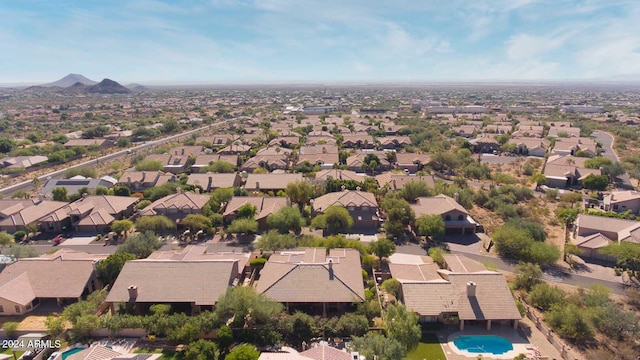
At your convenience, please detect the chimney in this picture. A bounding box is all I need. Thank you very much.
[141,171,146,182]
[454,192,460,203]
[208,176,213,191]
[392,179,397,189]
[341,185,346,191]
[181,148,185,155]
[328,259,334,280]
[466,282,476,297]
[255,181,260,190]
[176,187,181,194]
[128,285,138,301]
[195,188,200,194]
[356,186,361,191]
[127,176,132,185]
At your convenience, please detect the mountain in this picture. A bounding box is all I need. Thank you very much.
[41,74,98,87]
[85,79,131,94]
[126,83,148,92]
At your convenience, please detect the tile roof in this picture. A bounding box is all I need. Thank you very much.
[67,345,123,360]
[300,345,352,360]
[256,248,365,303]
[411,195,468,217]
[388,263,442,282]
[139,192,210,216]
[147,245,250,275]
[0,200,68,228]
[312,190,378,212]
[244,173,304,190]
[575,233,611,249]
[187,173,240,189]
[442,254,487,273]
[314,169,365,182]
[223,197,289,220]
[106,260,238,306]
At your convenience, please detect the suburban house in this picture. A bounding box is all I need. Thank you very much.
[314,169,365,183]
[603,190,640,214]
[451,125,476,138]
[548,125,581,138]
[106,259,239,314]
[312,189,380,231]
[482,124,513,134]
[190,154,238,172]
[342,134,374,149]
[268,136,300,148]
[508,137,549,157]
[195,135,235,147]
[410,194,477,234]
[0,155,48,171]
[147,245,252,279]
[346,151,392,173]
[244,173,304,193]
[0,250,107,315]
[187,173,243,192]
[552,137,598,156]
[470,134,500,153]
[35,195,138,234]
[168,146,205,158]
[376,173,435,191]
[116,170,175,192]
[240,154,289,172]
[394,254,521,330]
[145,154,191,174]
[513,125,544,138]
[256,248,365,315]
[378,136,411,150]
[217,143,251,155]
[543,155,601,188]
[0,199,68,233]
[297,145,339,170]
[395,153,431,173]
[306,131,337,145]
[138,190,211,222]
[222,196,289,228]
[574,213,640,260]
[39,176,117,198]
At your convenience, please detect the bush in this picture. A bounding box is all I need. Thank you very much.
[227,218,258,235]
[381,278,403,300]
[2,322,19,338]
[13,230,26,241]
[136,200,152,210]
[250,258,267,267]
[527,283,566,311]
[135,215,176,233]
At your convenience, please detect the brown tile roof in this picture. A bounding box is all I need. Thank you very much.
[139,192,211,216]
[395,153,431,166]
[256,248,365,303]
[240,155,289,171]
[223,197,289,220]
[192,154,238,167]
[575,233,611,249]
[442,254,487,273]
[346,152,391,168]
[117,171,171,186]
[411,194,468,217]
[169,146,205,157]
[187,173,241,190]
[0,200,68,228]
[300,345,352,360]
[0,256,98,303]
[37,195,138,223]
[314,169,365,182]
[67,345,123,360]
[297,153,339,166]
[106,260,238,306]
[65,139,110,147]
[244,173,304,190]
[147,245,250,276]
[388,263,442,282]
[312,190,378,212]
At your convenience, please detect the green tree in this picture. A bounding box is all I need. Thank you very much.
[381,278,403,301]
[185,340,219,360]
[257,230,297,251]
[169,321,201,343]
[369,238,396,263]
[135,215,176,233]
[428,246,448,267]
[280,311,317,347]
[363,153,381,175]
[0,138,17,153]
[335,313,369,337]
[311,205,354,235]
[582,174,609,191]
[181,214,211,232]
[545,303,594,344]
[286,181,315,210]
[584,156,612,169]
[111,219,133,236]
[400,180,431,203]
[72,314,100,338]
[2,322,19,338]
[556,207,579,226]
[266,206,305,234]
[600,242,640,277]
[96,252,136,286]
[527,283,566,311]
[513,263,542,291]
[204,160,236,173]
[45,316,65,338]
[350,332,405,360]
[530,173,546,188]
[237,204,257,219]
[226,344,259,360]
[0,231,14,248]
[95,185,111,195]
[117,231,162,258]
[380,197,414,239]
[227,218,258,235]
[591,301,640,341]
[383,304,421,352]
[213,287,283,328]
[415,214,445,238]
[52,187,69,201]
[216,325,233,351]
[113,185,131,197]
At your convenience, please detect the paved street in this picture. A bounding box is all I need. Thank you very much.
[479,153,519,164]
[592,130,634,189]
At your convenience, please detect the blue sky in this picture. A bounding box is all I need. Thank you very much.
[2,0,640,84]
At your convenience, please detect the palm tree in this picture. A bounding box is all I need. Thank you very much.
[32,176,40,195]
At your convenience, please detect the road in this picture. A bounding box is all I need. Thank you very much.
[0,119,233,197]
[592,130,634,189]
[396,241,626,295]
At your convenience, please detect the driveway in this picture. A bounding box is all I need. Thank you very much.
[592,130,634,189]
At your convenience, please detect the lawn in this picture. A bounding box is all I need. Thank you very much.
[405,333,446,360]
[0,348,25,358]
[134,348,184,360]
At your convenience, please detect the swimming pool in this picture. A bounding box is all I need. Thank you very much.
[453,335,514,355]
[60,347,84,360]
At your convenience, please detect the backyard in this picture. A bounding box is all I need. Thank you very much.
[405,333,446,360]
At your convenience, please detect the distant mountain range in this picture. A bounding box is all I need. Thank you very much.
[23,74,137,94]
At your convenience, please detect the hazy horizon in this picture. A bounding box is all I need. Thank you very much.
[2,1,640,84]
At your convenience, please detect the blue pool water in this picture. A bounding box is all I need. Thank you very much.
[61,348,84,360]
[453,335,514,355]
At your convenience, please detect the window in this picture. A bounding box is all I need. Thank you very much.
[445,215,451,221]
[0,305,4,313]
[26,303,32,310]
[613,205,619,210]
[458,215,464,221]
[15,305,20,313]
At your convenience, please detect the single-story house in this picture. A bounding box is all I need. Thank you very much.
[116,171,175,192]
[508,137,549,157]
[190,154,239,172]
[395,153,431,173]
[603,190,640,214]
[138,190,211,222]
[0,199,68,233]
[312,189,379,231]
[244,173,304,193]
[222,196,289,228]
[256,248,365,315]
[543,155,601,188]
[39,176,117,198]
[187,173,243,192]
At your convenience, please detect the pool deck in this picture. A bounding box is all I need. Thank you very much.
[434,319,563,360]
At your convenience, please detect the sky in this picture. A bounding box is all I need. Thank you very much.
[2,0,640,84]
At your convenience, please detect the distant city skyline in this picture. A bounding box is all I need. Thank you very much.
[2,0,640,84]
